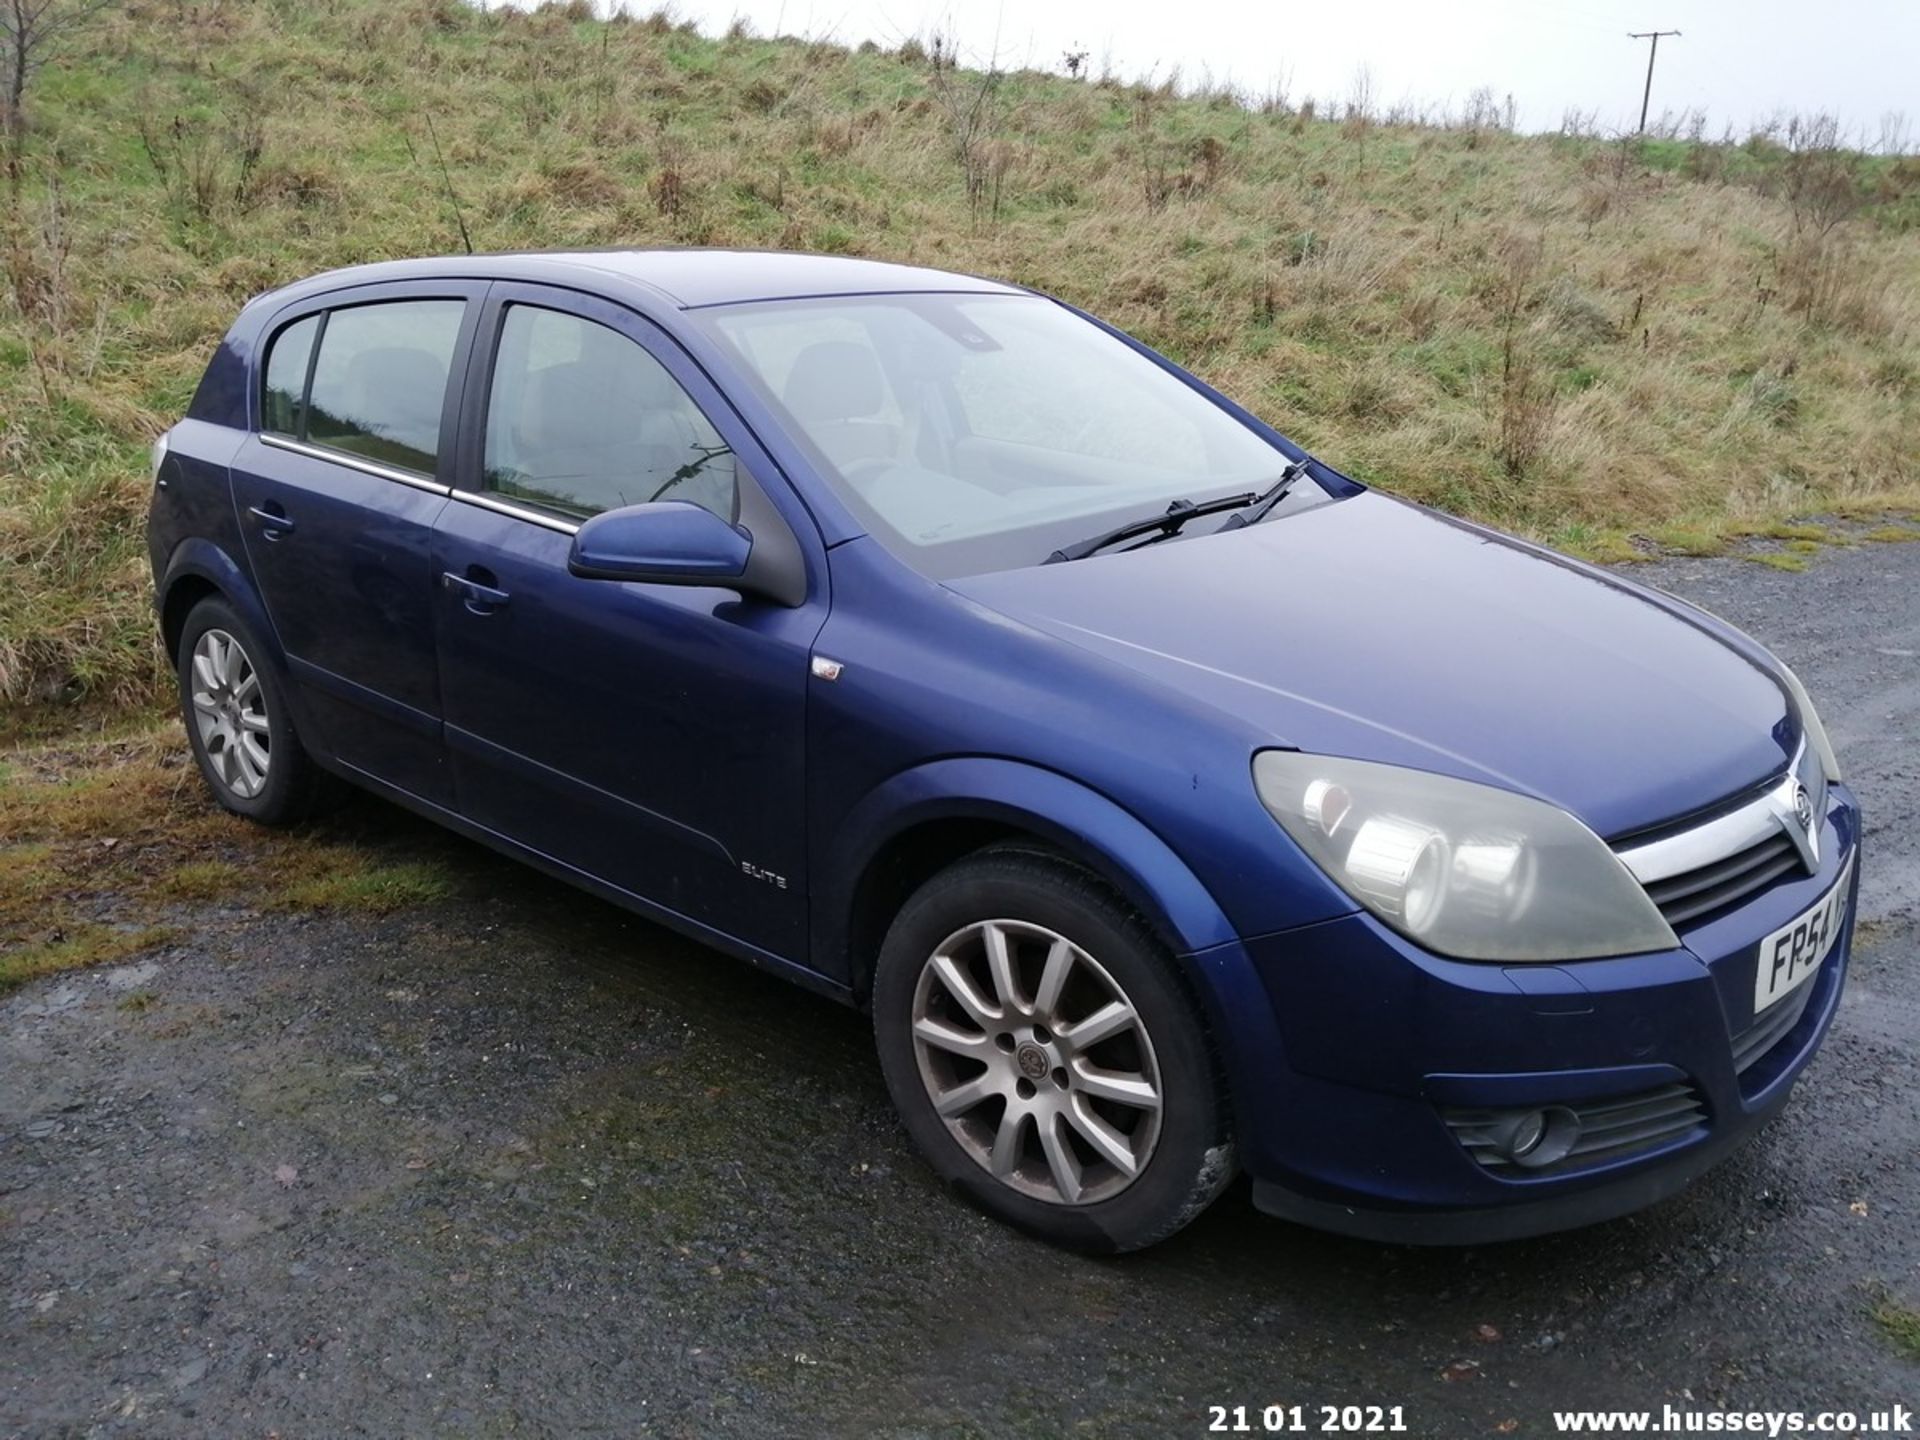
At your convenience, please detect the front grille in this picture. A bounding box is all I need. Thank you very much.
[1641,831,1803,927]
[1445,1082,1708,1177]
[1732,971,1820,1076]
[1614,740,1828,930]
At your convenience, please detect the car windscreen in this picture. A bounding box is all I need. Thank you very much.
[697,292,1327,578]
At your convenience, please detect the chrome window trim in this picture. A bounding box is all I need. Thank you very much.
[259,433,451,496]
[1615,743,1820,885]
[261,433,584,535]
[450,488,583,536]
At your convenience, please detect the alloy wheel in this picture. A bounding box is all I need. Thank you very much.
[189,628,271,799]
[910,918,1164,1205]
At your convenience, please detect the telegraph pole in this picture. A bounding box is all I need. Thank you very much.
[1628,30,1681,134]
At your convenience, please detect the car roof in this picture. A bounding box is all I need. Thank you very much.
[270,248,1027,310]
[570,249,1026,307]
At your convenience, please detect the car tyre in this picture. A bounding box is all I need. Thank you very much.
[176,596,335,826]
[873,844,1236,1253]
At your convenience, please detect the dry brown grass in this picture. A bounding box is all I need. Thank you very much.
[0,1,1915,723]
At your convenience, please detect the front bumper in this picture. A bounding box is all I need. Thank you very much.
[1200,785,1860,1244]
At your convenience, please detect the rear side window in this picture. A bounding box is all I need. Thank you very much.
[481,305,737,523]
[266,299,465,475]
[261,314,318,437]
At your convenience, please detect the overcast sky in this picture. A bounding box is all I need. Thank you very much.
[648,0,1917,146]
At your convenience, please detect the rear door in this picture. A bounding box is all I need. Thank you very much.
[431,283,827,961]
[230,282,485,806]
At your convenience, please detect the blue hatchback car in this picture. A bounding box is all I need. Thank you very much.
[148,250,1860,1251]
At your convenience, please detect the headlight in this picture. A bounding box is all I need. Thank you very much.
[1778,662,1842,784]
[1253,752,1678,962]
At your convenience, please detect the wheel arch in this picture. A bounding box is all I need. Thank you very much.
[820,758,1239,1006]
[160,574,220,663]
[159,538,278,663]
[157,538,334,762]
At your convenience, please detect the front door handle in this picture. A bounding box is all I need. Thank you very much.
[248,503,295,538]
[441,569,511,615]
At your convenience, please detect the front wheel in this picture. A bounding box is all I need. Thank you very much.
[873,846,1235,1253]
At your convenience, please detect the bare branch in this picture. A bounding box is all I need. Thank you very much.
[2,0,114,191]
[924,30,1005,221]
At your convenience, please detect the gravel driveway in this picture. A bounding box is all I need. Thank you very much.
[4,539,1917,1438]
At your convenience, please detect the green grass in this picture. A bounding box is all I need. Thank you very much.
[1727,520,1836,543]
[149,858,247,902]
[1871,1295,1920,1363]
[0,0,1916,729]
[276,857,453,915]
[1646,526,1724,558]
[0,924,182,995]
[0,725,461,994]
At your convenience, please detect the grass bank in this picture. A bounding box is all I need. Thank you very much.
[0,0,1916,722]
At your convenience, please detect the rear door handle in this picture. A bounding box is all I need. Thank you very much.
[248,504,294,538]
[441,569,511,615]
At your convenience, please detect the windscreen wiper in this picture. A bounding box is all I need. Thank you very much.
[1043,458,1315,564]
[1044,491,1258,564]
[1216,457,1312,534]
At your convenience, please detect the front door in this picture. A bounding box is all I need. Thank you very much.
[430,285,826,961]
[231,284,485,806]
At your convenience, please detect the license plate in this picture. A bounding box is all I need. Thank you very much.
[1752,857,1852,1014]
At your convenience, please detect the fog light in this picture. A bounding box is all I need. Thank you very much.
[1508,1108,1547,1158]
[1486,1105,1582,1169]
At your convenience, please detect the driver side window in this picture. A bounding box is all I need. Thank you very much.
[482,305,737,523]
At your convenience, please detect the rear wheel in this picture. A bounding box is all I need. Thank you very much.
[176,597,332,825]
[873,845,1235,1253]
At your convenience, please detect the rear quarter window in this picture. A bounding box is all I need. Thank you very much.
[261,314,319,437]
[290,299,466,474]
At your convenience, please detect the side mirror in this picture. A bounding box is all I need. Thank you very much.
[567,500,804,606]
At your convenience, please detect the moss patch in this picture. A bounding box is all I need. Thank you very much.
[0,923,182,993]
[1646,526,1725,557]
[1727,520,1835,543]
[1871,1296,1920,1363]
[0,724,462,995]
[277,857,453,915]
